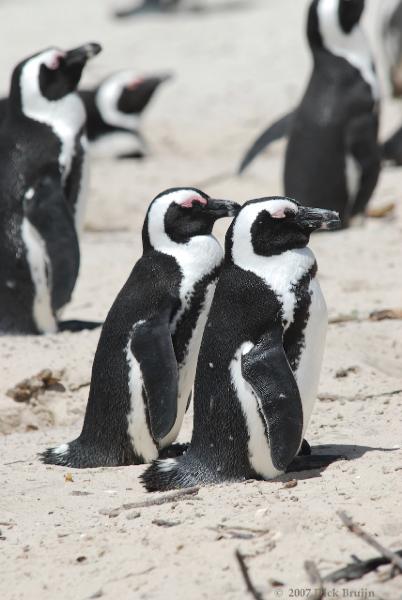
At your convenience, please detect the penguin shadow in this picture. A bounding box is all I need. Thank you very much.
[277,443,398,483]
[114,0,254,19]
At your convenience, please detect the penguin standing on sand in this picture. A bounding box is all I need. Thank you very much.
[82,71,171,159]
[142,197,342,491]
[239,0,381,228]
[41,188,239,468]
[0,44,102,334]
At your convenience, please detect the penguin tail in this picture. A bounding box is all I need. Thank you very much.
[237,110,294,175]
[141,455,203,492]
[39,439,113,468]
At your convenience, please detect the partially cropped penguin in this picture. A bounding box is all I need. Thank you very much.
[381,0,402,97]
[239,0,381,228]
[142,196,342,491]
[0,44,102,334]
[41,188,239,468]
[115,0,180,18]
[82,71,171,159]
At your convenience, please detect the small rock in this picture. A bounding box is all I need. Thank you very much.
[126,511,141,520]
[282,479,297,489]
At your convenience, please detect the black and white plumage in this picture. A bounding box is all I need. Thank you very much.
[0,71,169,160]
[81,71,171,159]
[0,44,101,335]
[381,0,402,97]
[41,187,239,468]
[142,197,342,491]
[239,0,381,228]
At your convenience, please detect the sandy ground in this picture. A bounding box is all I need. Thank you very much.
[1,0,402,598]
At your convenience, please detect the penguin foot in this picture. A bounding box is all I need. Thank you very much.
[159,443,189,459]
[287,454,347,473]
[298,439,311,456]
[58,320,102,333]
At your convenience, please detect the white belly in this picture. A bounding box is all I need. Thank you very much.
[21,217,57,334]
[295,278,328,437]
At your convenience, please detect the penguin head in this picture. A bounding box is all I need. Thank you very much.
[10,43,102,108]
[95,71,171,130]
[228,197,340,259]
[143,187,240,250]
[308,0,365,49]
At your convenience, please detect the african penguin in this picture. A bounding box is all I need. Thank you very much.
[41,188,240,468]
[82,71,171,159]
[115,0,180,18]
[0,44,102,334]
[142,196,342,491]
[0,72,170,160]
[239,0,381,228]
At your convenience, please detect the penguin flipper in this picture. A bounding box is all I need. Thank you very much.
[241,328,303,472]
[238,111,294,175]
[345,113,381,218]
[131,317,178,442]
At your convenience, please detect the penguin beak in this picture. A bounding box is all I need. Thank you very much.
[64,43,102,67]
[205,199,241,218]
[296,207,341,231]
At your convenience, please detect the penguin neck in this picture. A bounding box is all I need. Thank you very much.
[315,0,379,99]
[95,80,140,132]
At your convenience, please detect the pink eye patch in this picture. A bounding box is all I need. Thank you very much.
[126,77,144,90]
[46,52,65,71]
[180,196,208,209]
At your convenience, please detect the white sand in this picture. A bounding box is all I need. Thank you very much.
[1,0,402,598]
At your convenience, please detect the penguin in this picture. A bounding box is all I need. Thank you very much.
[40,187,240,468]
[82,71,172,159]
[238,0,381,228]
[0,44,102,334]
[142,196,343,491]
[381,0,402,97]
[0,71,170,160]
[115,0,180,18]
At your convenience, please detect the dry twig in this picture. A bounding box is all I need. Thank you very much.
[304,561,324,600]
[99,487,200,517]
[337,512,402,573]
[235,550,264,600]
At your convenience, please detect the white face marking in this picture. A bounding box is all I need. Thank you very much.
[20,49,86,181]
[95,71,141,131]
[126,321,159,462]
[232,199,315,329]
[317,0,380,100]
[230,342,283,480]
[89,130,145,159]
[21,218,57,334]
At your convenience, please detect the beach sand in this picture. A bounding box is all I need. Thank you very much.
[0,1,402,598]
